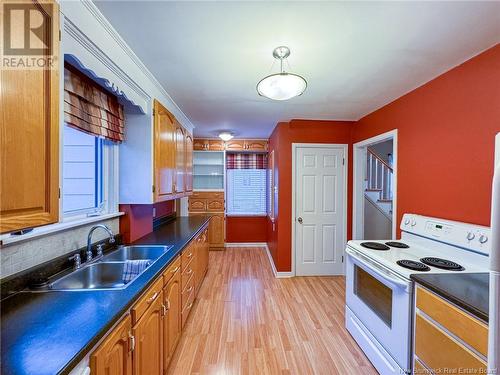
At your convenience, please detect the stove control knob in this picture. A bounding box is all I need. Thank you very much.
[479,234,488,244]
[404,218,410,225]
[411,219,417,227]
[466,232,475,241]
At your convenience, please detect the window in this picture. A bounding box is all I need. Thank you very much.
[226,153,268,216]
[62,125,116,217]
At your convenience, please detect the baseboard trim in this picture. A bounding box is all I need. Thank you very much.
[224,242,268,247]
[264,245,294,278]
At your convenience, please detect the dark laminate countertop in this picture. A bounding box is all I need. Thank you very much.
[410,272,489,322]
[0,216,211,375]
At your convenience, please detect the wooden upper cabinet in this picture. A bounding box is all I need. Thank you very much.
[90,315,133,375]
[208,139,225,151]
[174,121,185,193]
[185,133,193,192]
[193,138,209,151]
[153,100,176,201]
[133,292,164,375]
[225,139,246,151]
[0,0,60,234]
[245,140,268,151]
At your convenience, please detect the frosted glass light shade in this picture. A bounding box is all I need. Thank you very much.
[257,73,307,101]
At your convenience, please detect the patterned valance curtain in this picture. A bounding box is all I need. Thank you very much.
[226,153,268,169]
[64,63,125,143]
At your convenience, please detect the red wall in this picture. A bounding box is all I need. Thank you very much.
[120,200,175,243]
[268,120,354,272]
[226,216,268,243]
[353,44,500,232]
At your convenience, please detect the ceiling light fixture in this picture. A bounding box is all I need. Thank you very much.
[219,132,234,141]
[257,46,307,101]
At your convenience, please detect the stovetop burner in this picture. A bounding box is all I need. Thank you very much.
[361,242,390,251]
[420,257,465,271]
[396,260,430,272]
[386,241,410,249]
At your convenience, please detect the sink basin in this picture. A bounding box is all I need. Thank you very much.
[102,245,172,262]
[49,262,135,290]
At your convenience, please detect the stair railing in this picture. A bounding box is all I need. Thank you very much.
[366,149,393,201]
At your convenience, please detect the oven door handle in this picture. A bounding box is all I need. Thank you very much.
[346,248,409,289]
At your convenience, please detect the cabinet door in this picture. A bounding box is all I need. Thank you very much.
[185,133,193,192]
[133,294,163,375]
[174,122,185,193]
[193,138,208,151]
[208,140,225,151]
[0,0,60,234]
[209,214,225,249]
[91,315,133,375]
[188,198,207,212]
[207,198,224,212]
[224,140,245,151]
[245,140,268,151]
[163,268,181,370]
[153,100,176,201]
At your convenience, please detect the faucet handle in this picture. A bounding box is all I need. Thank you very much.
[96,244,104,257]
[69,253,81,269]
[109,236,116,244]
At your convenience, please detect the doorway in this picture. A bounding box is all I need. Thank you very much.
[353,130,398,240]
[292,144,347,276]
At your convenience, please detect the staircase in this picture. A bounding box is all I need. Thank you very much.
[365,149,393,218]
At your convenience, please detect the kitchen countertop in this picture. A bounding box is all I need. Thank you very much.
[0,215,211,375]
[411,272,489,322]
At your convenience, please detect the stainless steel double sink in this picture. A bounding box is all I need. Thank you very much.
[47,245,173,291]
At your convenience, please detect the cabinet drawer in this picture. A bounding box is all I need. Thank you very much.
[181,261,195,292]
[181,244,195,266]
[416,286,488,356]
[163,256,181,286]
[132,277,163,324]
[207,199,224,212]
[181,283,195,328]
[181,273,195,310]
[415,313,486,373]
[188,198,207,212]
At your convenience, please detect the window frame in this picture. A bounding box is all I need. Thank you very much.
[226,168,268,217]
[60,125,119,223]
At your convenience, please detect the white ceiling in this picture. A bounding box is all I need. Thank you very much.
[94,1,500,138]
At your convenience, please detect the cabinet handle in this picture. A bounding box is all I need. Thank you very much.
[147,291,159,304]
[171,266,180,274]
[187,302,193,310]
[187,286,194,293]
[129,333,135,352]
[161,303,167,317]
[186,268,193,275]
[166,299,171,310]
[187,252,193,258]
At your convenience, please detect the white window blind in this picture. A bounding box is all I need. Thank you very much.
[226,169,267,215]
[62,125,103,214]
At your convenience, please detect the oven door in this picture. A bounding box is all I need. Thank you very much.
[345,248,411,370]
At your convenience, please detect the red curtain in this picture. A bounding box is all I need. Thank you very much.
[64,63,125,142]
[226,153,268,169]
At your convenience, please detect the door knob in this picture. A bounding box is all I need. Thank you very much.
[297,217,303,224]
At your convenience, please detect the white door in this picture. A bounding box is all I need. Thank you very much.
[295,145,346,276]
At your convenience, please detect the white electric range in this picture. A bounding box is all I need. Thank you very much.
[345,213,491,375]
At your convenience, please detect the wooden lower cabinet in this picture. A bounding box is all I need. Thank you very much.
[163,267,182,371]
[209,214,225,249]
[90,224,210,375]
[133,292,164,375]
[90,315,133,375]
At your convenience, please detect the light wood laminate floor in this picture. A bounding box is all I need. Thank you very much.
[167,247,377,375]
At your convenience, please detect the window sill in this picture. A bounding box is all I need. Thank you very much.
[0,212,124,247]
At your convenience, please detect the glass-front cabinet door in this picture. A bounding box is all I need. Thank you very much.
[193,151,224,190]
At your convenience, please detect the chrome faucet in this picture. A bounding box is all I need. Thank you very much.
[86,224,115,262]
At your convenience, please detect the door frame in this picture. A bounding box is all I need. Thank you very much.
[291,143,348,276]
[352,129,398,240]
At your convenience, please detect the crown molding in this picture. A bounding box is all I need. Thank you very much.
[79,0,195,132]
